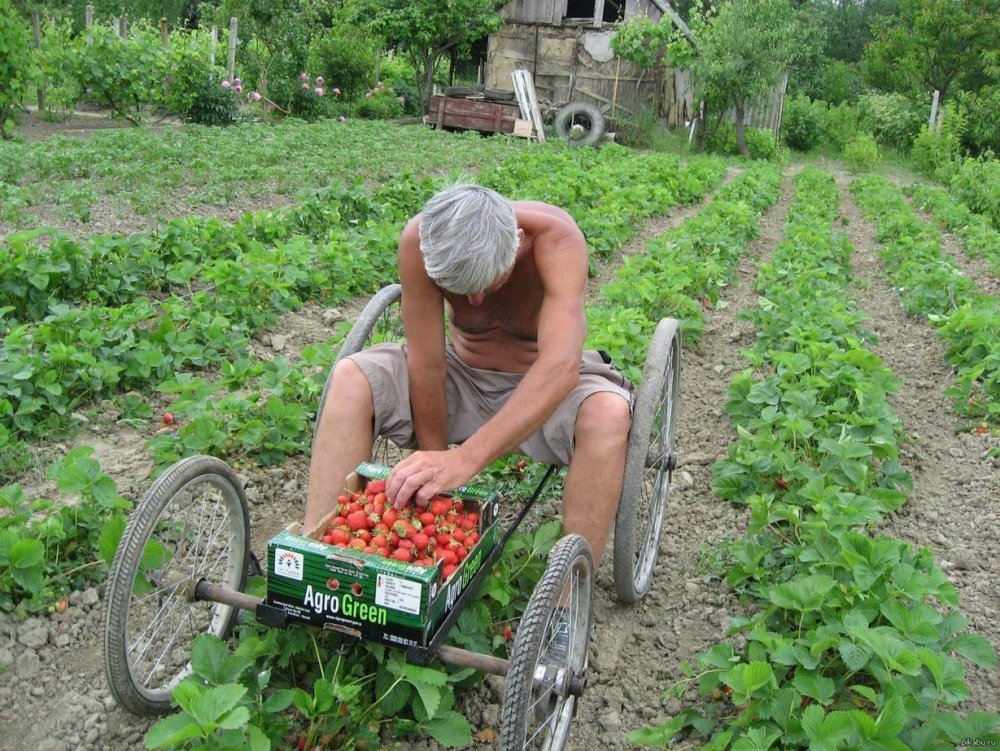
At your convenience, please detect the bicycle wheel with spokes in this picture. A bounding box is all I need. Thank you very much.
[315,283,404,465]
[102,455,250,715]
[499,534,594,751]
[613,317,681,603]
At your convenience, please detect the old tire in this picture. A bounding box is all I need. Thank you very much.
[103,455,250,715]
[553,102,606,147]
[612,318,681,603]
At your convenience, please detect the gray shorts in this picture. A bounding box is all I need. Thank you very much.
[348,342,634,466]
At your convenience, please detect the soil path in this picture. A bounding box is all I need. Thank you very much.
[1,163,998,751]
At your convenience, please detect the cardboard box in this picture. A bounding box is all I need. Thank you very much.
[265,462,500,648]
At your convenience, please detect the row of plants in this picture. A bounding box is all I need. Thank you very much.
[907,182,1000,275]
[632,167,998,749]
[0,118,524,225]
[588,162,784,381]
[850,176,1000,426]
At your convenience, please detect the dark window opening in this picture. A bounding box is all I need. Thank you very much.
[565,0,624,23]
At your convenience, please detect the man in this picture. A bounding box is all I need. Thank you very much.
[304,184,633,564]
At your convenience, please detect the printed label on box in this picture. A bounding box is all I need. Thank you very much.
[274,548,304,581]
[376,573,422,615]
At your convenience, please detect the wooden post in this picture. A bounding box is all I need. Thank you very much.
[85,4,93,44]
[31,11,45,113]
[610,55,621,118]
[160,18,169,52]
[122,16,128,39]
[594,0,605,27]
[929,89,940,131]
[210,25,218,67]
[227,17,238,82]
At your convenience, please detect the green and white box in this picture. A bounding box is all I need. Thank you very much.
[265,462,500,648]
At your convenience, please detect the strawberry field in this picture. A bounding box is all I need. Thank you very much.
[0,118,998,751]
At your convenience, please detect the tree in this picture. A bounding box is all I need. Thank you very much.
[351,0,505,114]
[861,0,999,100]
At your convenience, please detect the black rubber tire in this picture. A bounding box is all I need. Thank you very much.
[314,284,404,465]
[612,318,681,603]
[499,534,594,751]
[103,455,250,715]
[553,102,606,147]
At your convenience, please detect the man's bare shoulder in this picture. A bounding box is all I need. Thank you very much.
[511,200,577,228]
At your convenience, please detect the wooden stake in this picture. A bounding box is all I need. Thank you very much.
[85,4,93,45]
[32,11,44,113]
[210,25,218,68]
[227,17,238,82]
[929,89,940,130]
[160,18,168,52]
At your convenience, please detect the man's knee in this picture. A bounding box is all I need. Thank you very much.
[324,358,373,415]
[575,391,631,446]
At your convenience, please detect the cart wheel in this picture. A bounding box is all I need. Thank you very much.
[553,102,606,147]
[499,534,594,751]
[315,284,404,464]
[613,318,681,603]
[103,455,250,715]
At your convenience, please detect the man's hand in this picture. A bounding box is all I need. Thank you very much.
[387,449,476,510]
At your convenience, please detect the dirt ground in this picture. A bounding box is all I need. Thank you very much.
[0,121,997,749]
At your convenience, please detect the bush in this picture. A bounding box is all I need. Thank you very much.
[825,102,859,150]
[182,76,241,126]
[71,24,167,124]
[843,132,881,173]
[308,25,377,102]
[745,128,779,161]
[267,72,333,121]
[705,122,738,156]
[354,82,405,120]
[0,0,33,139]
[35,16,80,116]
[781,94,824,152]
[950,156,1000,230]
[954,85,1000,156]
[855,91,923,151]
[813,60,862,106]
[910,110,965,183]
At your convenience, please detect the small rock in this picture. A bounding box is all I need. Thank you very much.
[599,710,622,731]
[17,618,49,649]
[271,334,288,351]
[684,581,700,594]
[679,470,694,489]
[481,703,500,728]
[0,647,12,667]
[322,308,346,326]
[31,685,45,697]
[713,364,725,374]
[947,447,964,459]
[15,651,42,679]
[80,587,99,607]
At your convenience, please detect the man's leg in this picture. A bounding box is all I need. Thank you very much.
[561,391,631,565]
[304,359,374,531]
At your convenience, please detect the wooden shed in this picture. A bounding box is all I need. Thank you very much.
[485,0,697,127]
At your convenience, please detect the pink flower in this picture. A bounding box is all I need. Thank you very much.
[338,116,346,122]
[300,72,308,82]
[234,85,242,93]
[376,80,383,88]
[233,77,241,85]
[314,87,324,96]
[365,91,372,99]
[398,96,405,105]
[250,91,262,102]
[333,87,341,95]
[302,82,311,90]
[316,76,324,85]
[221,80,231,89]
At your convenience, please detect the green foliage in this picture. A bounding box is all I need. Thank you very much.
[854,91,923,151]
[70,23,167,124]
[352,0,504,112]
[824,101,860,150]
[910,110,965,183]
[354,83,405,120]
[0,447,130,613]
[781,94,825,152]
[0,0,33,139]
[953,84,1000,156]
[744,129,779,161]
[307,25,377,102]
[180,75,241,126]
[949,156,1000,230]
[861,0,997,100]
[35,16,80,116]
[843,132,881,173]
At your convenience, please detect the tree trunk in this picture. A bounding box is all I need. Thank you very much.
[733,101,749,157]
[420,49,436,115]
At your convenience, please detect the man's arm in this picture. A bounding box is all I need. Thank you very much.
[398,217,449,451]
[388,216,588,507]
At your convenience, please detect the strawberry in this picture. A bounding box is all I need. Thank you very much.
[367,480,386,495]
[346,510,368,531]
[162,412,175,425]
[392,548,412,562]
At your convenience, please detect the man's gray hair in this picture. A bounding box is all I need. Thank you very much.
[418,184,518,295]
